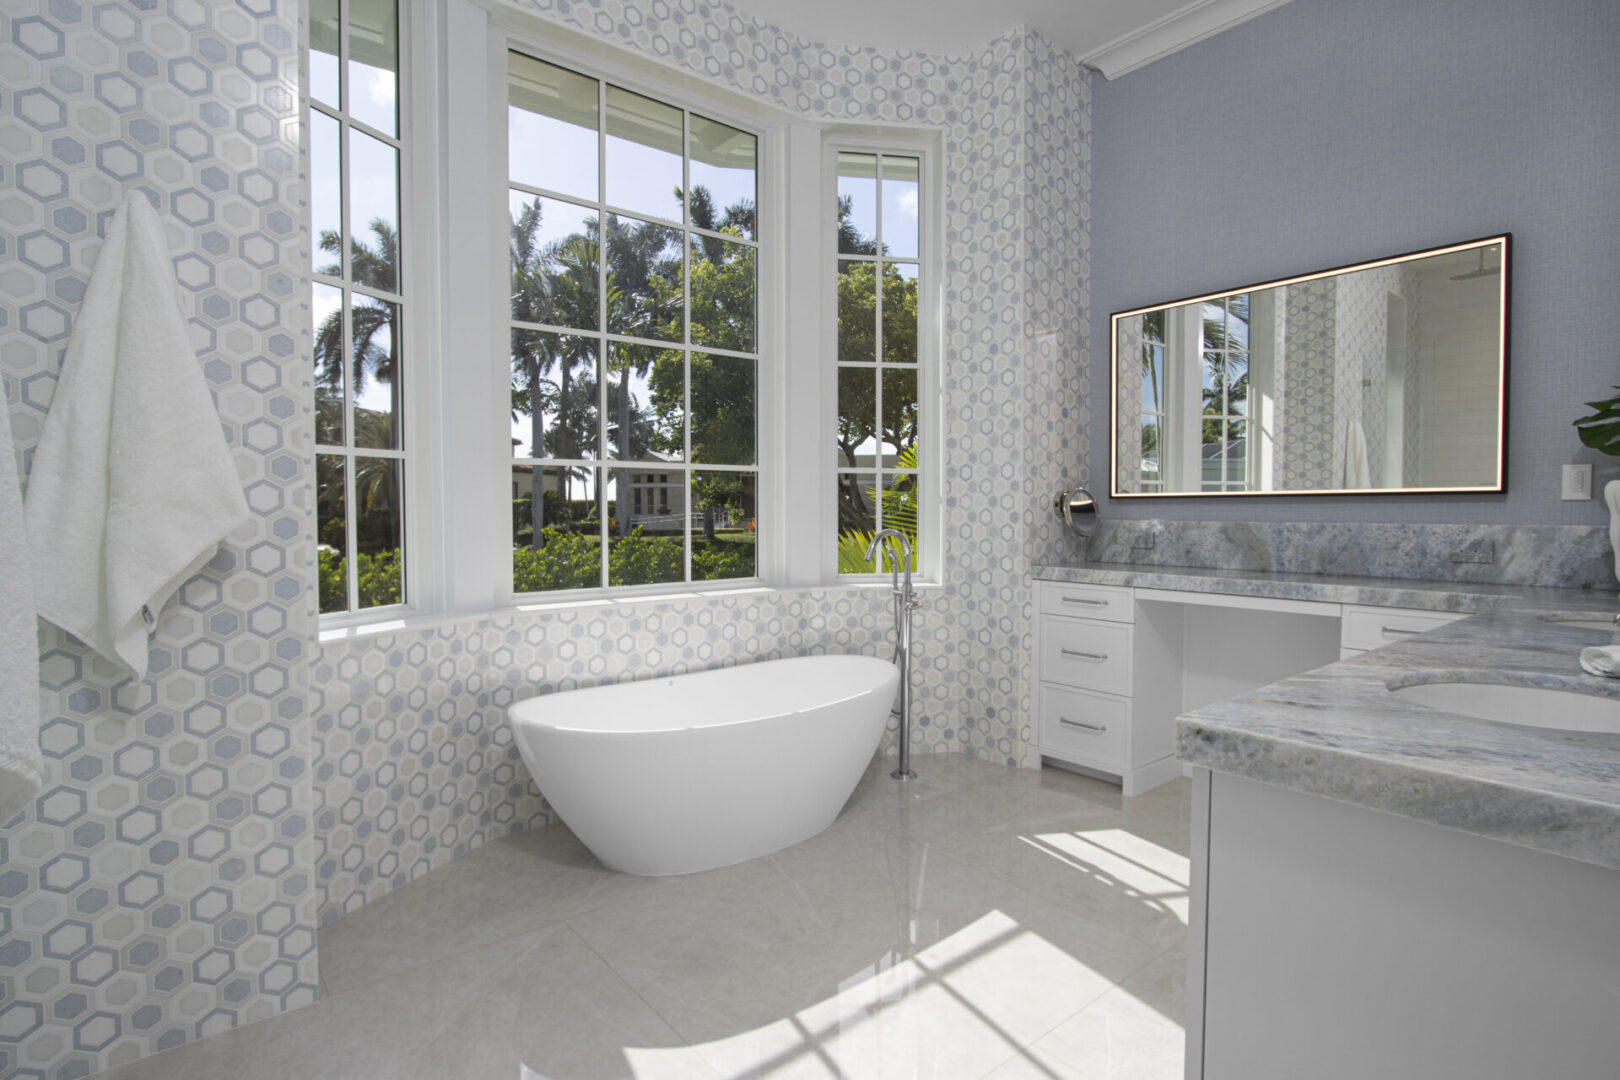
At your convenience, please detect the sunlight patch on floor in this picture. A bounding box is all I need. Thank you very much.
[1023,827,1190,923]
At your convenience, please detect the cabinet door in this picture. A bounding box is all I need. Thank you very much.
[1038,683,1128,767]
[1041,581,1134,623]
[1039,616,1133,696]
[1340,606,1465,651]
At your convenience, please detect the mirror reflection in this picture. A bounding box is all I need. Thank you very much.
[1112,236,1508,496]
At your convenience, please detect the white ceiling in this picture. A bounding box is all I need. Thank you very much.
[720,0,1292,76]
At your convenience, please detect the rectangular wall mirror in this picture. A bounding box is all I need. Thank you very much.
[1111,235,1509,498]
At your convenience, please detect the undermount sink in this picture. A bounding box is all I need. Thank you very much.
[1391,681,1620,735]
[1537,612,1620,632]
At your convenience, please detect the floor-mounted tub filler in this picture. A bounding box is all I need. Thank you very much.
[508,654,899,875]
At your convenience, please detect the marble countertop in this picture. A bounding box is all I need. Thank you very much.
[1033,563,1620,871]
[1033,561,1619,614]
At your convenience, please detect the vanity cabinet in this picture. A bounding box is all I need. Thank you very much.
[1031,581,1467,793]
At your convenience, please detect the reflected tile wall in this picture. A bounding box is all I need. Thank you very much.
[0,0,311,1076]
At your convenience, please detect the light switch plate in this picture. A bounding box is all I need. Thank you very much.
[1562,463,1593,500]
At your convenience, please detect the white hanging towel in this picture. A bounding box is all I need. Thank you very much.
[1342,420,1372,489]
[25,192,250,680]
[0,399,42,822]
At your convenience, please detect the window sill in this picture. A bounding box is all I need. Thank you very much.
[316,578,942,644]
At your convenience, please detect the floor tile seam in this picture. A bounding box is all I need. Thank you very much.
[316,913,550,1001]
[970,1024,1092,1080]
[560,912,726,1059]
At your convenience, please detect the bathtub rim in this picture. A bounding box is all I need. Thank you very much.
[506,654,899,736]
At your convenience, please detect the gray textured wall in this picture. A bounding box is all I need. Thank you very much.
[1089,0,1620,523]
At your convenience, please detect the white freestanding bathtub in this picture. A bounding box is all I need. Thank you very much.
[507,654,899,875]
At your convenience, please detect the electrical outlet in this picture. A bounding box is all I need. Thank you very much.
[1562,463,1593,501]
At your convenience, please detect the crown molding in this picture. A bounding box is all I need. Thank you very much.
[1079,0,1295,79]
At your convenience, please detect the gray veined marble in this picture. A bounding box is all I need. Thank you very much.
[1174,608,1620,872]
[1078,520,1618,591]
[1033,563,1619,614]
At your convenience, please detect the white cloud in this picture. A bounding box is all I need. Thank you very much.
[368,69,396,109]
[898,189,918,218]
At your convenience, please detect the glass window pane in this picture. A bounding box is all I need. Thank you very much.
[606,215,682,342]
[836,367,877,469]
[1142,308,1164,343]
[605,85,683,222]
[317,454,347,613]
[348,127,399,292]
[606,469,684,586]
[508,53,599,203]
[688,234,754,353]
[690,354,753,466]
[835,472,878,574]
[693,472,755,580]
[513,466,602,593]
[605,342,679,462]
[881,262,918,364]
[352,297,401,449]
[689,114,755,241]
[347,0,397,137]
[312,283,344,446]
[879,471,919,570]
[310,110,342,277]
[880,367,918,464]
[836,152,877,255]
[510,330,598,460]
[880,155,919,259]
[837,259,875,363]
[509,191,600,331]
[354,457,403,608]
[309,0,340,109]
[1142,347,1162,414]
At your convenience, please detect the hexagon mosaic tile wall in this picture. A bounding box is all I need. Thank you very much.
[310,0,1094,926]
[0,0,312,1077]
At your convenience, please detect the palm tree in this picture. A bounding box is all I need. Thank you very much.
[314,220,402,449]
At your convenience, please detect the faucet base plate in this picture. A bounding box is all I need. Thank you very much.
[890,768,918,781]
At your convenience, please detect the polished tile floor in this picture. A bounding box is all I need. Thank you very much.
[102,755,1192,1080]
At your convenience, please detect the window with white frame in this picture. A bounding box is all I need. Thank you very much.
[833,151,922,574]
[505,51,760,594]
[309,0,408,615]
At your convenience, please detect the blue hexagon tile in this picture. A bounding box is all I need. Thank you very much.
[0,0,311,1077]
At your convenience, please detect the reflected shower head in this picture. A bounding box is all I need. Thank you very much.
[1451,248,1500,281]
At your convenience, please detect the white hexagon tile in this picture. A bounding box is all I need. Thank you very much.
[0,0,313,1077]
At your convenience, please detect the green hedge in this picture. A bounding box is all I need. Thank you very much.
[322,530,756,610]
[512,528,754,592]
[318,547,401,613]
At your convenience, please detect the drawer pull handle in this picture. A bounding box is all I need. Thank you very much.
[1060,718,1108,733]
[1060,648,1109,662]
[1380,626,1420,636]
[1061,597,1108,607]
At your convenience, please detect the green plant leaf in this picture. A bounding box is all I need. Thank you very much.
[1574,386,1620,457]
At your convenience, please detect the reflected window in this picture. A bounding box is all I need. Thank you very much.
[508,52,760,593]
[310,0,408,616]
[834,152,924,574]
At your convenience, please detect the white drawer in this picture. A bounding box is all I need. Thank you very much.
[1340,647,1367,661]
[1340,606,1465,651]
[1039,615,1133,696]
[1039,683,1129,767]
[1041,581,1134,624]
